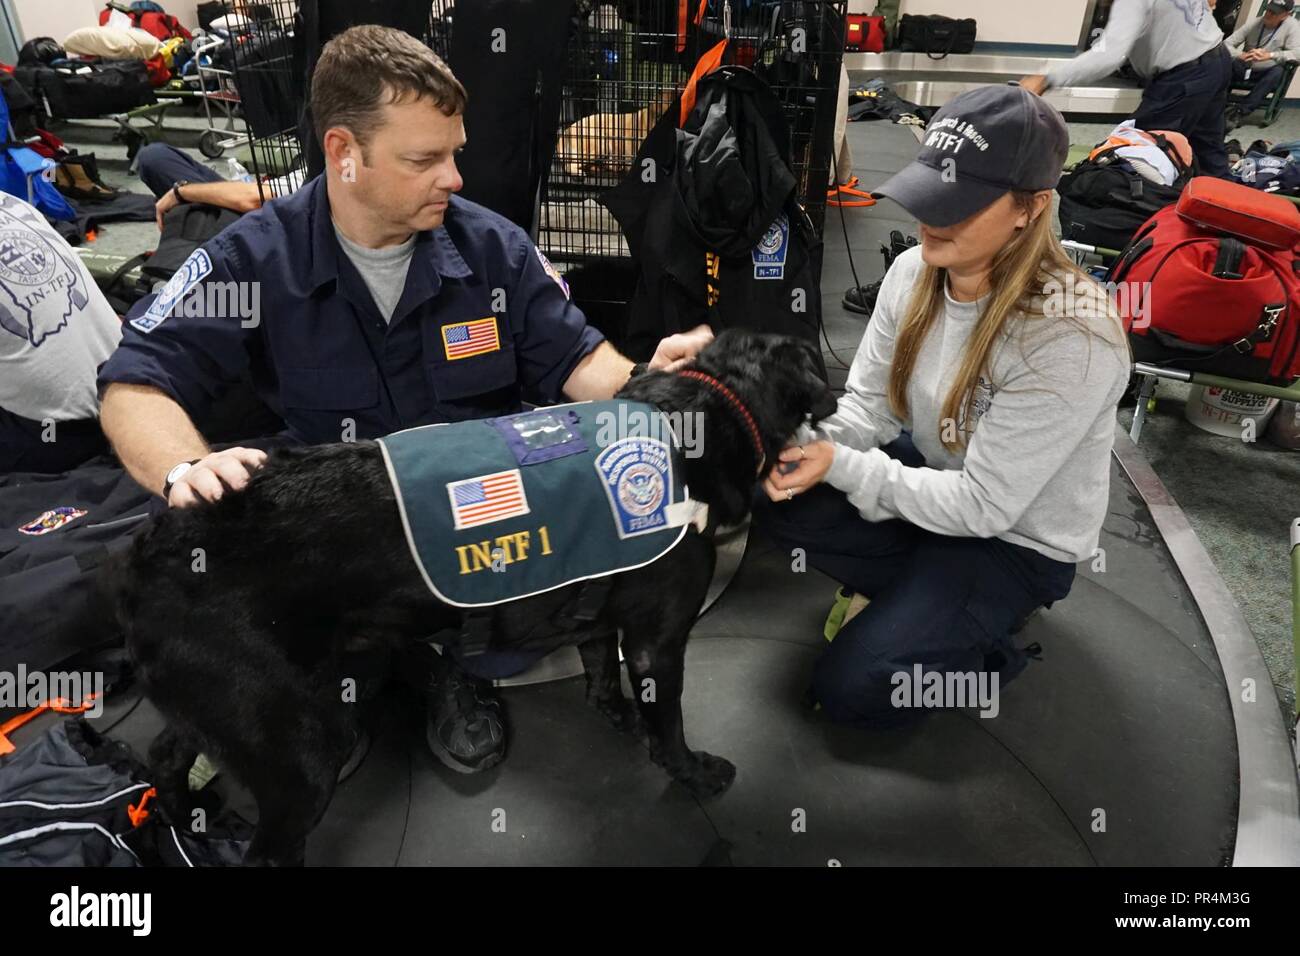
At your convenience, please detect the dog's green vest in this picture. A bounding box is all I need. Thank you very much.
[377,400,698,607]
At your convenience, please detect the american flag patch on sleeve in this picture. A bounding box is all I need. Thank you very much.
[441,316,500,361]
[446,469,530,530]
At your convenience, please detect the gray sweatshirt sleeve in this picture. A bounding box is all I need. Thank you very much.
[1226,20,1252,57]
[1047,0,1152,89]
[799,255,910,452]
[1273,19,1300,65]
[823,321,1128,539]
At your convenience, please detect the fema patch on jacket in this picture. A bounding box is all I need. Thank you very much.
[377,400,697,607]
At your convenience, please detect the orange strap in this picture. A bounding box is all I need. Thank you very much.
[827,180,877,207]
[1088,131,1151,163]
[0,693,101,756]
[695,0,709,25]
[680,39,729,127]
[127,787,157,828]
[677,0,688,51]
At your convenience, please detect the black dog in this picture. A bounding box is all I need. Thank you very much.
[112,330,837,865]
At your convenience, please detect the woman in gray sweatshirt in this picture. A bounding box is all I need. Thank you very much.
[757,86,1131,728]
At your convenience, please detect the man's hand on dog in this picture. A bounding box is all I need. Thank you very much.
[763,441,834,501]
[649,324,715,373]
[167,447,268,508]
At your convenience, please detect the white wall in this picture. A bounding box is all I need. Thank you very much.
[11,0,100,43]
[847,0,1091,47]
[11,0,203,43]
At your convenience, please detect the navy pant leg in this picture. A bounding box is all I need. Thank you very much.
[752,436,1077,729]
[752,435,933,598]
[136,143,224,199]
[810,533,1075,728]
[1136,47,1231,177]
[1237,61,1287,114]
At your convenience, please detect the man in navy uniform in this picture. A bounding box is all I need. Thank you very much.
[97,25,713,774]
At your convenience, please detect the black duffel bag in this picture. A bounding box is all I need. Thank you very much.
[1057,134,1194,251]
[897,14,977,58]
[1057,164,1186,252]
[17,60,156,119]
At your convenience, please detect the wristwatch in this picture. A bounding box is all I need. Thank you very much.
[171,180,191,205]
[162,460,200,502]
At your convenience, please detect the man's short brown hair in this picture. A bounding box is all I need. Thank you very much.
[311,24,467,150]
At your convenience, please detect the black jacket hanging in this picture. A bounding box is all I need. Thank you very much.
[601,66,824,364]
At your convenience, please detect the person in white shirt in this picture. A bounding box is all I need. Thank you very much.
[1021,0,1231,175]
[0,194,122,473]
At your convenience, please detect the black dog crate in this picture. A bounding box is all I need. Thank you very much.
[427,0,846,267]
[221,0,306,197]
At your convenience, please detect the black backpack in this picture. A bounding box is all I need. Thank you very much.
[1057,134,1194,252]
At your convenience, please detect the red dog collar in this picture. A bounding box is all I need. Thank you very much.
[677,370,766,473]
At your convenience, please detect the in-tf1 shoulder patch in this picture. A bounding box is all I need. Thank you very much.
[377,399,698,607]
[19,507,87,536]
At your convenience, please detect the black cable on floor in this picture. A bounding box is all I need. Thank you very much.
[392,741,414,867]
[92,691,144,737]
[820,149,863,372]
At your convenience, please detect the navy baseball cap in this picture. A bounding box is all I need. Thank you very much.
[872,84,1070,228]
[1267,0,1294,13]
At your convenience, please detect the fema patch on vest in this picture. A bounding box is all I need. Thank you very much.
[377,400,694,607]
[595,437,674,538]
[130,248,212,334]
[753,214,790,280]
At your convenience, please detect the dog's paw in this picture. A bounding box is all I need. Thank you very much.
[588,694,644,736]
[673,751,736,799]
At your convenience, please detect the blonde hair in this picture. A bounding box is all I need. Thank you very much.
[887,191,1130,453]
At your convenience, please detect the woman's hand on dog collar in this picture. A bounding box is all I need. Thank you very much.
[167,447,269,508]
[648,324,715,373]
[763,441,834,502]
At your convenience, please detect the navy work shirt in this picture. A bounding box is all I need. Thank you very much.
[97,176,605,443]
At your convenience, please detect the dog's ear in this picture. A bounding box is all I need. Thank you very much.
[794,340,839,423]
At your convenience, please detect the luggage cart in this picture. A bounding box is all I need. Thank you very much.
[189,35,247,159]
[222,0,307,199]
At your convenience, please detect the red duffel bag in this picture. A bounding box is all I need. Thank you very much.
[1107,177,1300,384]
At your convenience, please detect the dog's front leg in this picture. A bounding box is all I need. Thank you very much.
[578,627,643,735]
[620,626,735,799]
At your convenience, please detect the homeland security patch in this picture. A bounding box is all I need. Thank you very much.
[19,507,87,536]
[130,249,212,334]
[0,199,90,348]
[752,214,790,280]
[594,437,674,538]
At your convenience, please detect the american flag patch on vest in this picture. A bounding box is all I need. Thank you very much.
[441,317,500,361]
[446,469,529,530]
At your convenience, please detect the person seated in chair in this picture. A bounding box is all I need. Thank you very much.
[755,87,1131,729]
[0,193,121,474]
[1225,0,1300,130]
